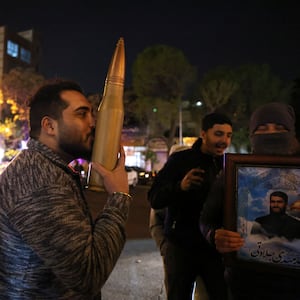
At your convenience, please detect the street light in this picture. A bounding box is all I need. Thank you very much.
[178,100,202,145]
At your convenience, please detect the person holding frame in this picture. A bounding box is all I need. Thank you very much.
[200,102,300,300]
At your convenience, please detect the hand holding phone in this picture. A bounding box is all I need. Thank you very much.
[180,167,206,191]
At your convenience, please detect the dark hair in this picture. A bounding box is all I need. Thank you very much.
[201,112,232,131]
[270,191,288,203]
[28,80,84,138]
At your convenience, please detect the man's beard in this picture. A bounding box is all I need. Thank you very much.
[57,122,95,161]
[59,139,92,161]
[251,132,295,155]
[270,207,286,215]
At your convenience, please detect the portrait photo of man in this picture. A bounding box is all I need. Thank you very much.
[251,190,300,241]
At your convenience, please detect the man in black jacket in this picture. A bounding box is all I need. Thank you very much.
[148,112,233,300]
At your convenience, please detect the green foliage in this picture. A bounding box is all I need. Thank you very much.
[142,149,159,172]
[194,64,294,150]
[220,64,293,149]
[0,67,46,157]
[231,127,251,153]
[289,79,300,141]
[232,64,291,114]
[2,67,45,109]
[132,45,196,99]
[131,44,197,149]
[199,79,239,113]
[122,89,146,129]
[144,149,158,163]
[4,148,20,161]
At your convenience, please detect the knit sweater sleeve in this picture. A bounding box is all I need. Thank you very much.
[6,185,131,297]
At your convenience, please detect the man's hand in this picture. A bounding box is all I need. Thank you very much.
[92,146,129,195]
[180,168,205,191]
[215,229,244,253]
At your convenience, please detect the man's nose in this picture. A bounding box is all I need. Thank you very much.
[222,136,231,145]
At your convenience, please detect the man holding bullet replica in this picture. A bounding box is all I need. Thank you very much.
[0,37,130,300]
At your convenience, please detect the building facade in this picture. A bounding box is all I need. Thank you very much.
[0,25,41,84]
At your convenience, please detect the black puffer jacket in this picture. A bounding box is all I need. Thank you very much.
[148,138,223,250]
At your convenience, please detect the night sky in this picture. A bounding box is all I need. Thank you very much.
[1,1,299,94]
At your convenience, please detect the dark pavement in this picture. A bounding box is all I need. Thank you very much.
[85,185,152,239]
[84,186,167,299]
[101,239,166,300]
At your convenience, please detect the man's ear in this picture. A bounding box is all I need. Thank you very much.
[200,130,205,138]
[41,116,56,135]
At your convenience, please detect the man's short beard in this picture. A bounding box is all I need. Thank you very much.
[270,208,286,215]
[59,141,92,161]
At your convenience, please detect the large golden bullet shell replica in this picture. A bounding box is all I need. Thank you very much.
[87,38,125,192]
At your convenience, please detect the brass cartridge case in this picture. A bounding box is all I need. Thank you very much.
[87,38,125,192]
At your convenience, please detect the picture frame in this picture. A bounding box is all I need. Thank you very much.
[224,153,300,277]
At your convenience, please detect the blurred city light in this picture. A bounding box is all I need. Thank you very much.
[0,146,4,162]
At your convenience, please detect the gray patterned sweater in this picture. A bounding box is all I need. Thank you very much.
[0,139,131,299]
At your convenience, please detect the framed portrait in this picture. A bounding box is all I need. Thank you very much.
[224,153,300,277]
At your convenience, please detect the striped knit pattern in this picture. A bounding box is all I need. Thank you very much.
[0,139,131,299]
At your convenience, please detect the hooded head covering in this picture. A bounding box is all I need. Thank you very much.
[249,102,295,135]
[249,102,297,155]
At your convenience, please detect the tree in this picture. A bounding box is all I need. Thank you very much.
[132,45,197,150]
[196,64,293,151]
[0,67,46,153]
[1,67,45,121]
[122,88,146,130]
[224,64,293,151]
[87,93,101,115]
[233,64,291,115]
[289,78,300,142]
[198,66,239,113]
